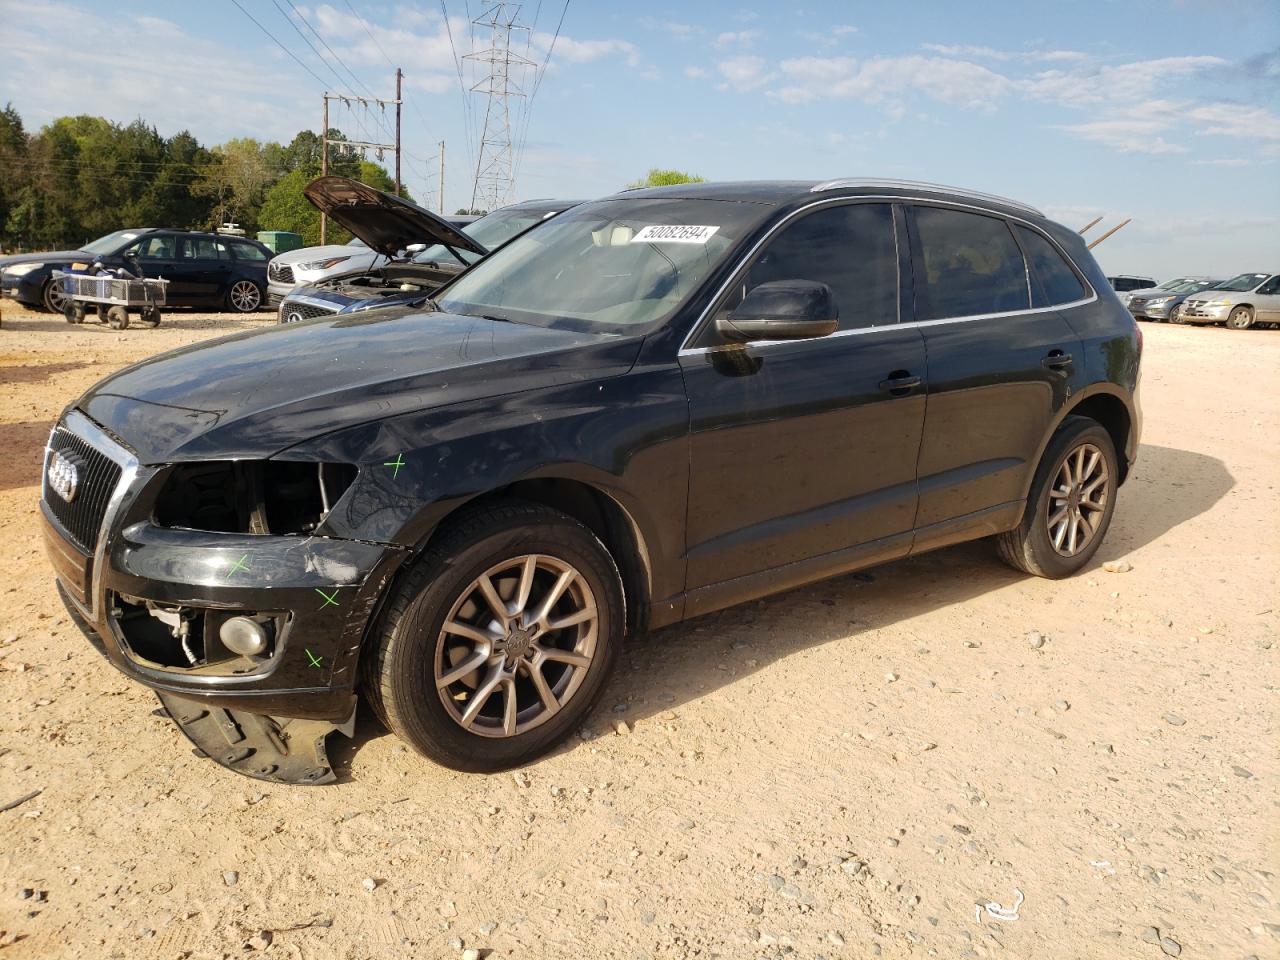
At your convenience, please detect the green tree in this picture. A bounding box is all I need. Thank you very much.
[625,168,706,189]
[257,159,407,246]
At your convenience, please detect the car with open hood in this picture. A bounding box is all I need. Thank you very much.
[43,177,1142,784]
[1,229,273,313]
[276,186,579,323]
[265,179,478,306]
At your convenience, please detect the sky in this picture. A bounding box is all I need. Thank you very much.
[1,0,1277,279]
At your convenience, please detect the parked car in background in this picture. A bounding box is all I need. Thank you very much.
[1107,274,1156,296]
[1181,272,1280,329]
[278,188,580,322]
[43,178,1141,782]
[266,210,477,306]
[0,229,272,313]
[1128,277,1222,323]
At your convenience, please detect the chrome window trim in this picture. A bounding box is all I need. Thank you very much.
[43,410,139,621]
[677,193,1097,357]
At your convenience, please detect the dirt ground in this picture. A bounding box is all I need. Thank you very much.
[0,301,1275,960]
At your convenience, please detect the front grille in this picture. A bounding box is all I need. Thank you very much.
[279,300,340,323]
[269,262,295,284]
[1129,298,1147,310]
[43,427,122,553]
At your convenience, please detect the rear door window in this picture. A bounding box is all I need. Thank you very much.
[909,206,1028,320]
[180,237,225,261]
[228,240,268,261]
[1015,226,1087,307]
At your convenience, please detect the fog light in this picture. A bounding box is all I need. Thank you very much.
[220,616,268,657]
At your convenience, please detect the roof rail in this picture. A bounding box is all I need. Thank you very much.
[810,178,1043,217]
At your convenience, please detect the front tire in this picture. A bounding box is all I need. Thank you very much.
[1226,306,1254,330]
[997,417,1119,578]
[363,501,625,772]
[105,305,129,329]
[42,278,67,314]
[226,279,263,313]
[1168,304,1184,324]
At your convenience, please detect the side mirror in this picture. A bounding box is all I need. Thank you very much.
[716,280,838,343]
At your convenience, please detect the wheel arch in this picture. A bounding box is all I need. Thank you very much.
[391,476,656,639]
[1062,390,1133,483]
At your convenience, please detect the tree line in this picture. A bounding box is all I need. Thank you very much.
[0,103,405,252]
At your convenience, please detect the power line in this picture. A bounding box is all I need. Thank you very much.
[227,0,329,89]
[270,0,356,95]
[287,0,374,98]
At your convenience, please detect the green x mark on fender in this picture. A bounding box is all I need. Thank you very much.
[383,452,406,479]
[315,587,340,610]
[305,649,324,668]
[227,554,250,575]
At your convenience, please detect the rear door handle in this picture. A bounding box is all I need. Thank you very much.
[878,372,922,396]
[1042,350,1073,371]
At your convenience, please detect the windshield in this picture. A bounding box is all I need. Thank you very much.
[412,208,560,267]
[1215,272,1269,292]
[84,229,145,255]
[1175,280,1217,293]
[1155,277,1186,290]
[434,198,765,334]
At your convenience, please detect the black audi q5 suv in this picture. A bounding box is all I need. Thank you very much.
[42,178,1141,783]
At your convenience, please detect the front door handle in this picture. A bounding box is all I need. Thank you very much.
[1042,349,1073,371]
[878,371,922,396]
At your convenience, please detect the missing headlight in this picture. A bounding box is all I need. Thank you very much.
[154,461,357,535]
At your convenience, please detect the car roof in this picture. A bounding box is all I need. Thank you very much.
[612,178,1045,218]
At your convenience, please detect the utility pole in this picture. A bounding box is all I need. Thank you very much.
[394,67,402,196]
[321,95,329,244]
[319,70,403,236]
[466,2,536,212]
[438,141,446,214]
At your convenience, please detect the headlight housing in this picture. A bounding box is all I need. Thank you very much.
[296,256,351,272]
[5,262,43,276]
[1146,296,1174,305]
[1205,299,1233,306]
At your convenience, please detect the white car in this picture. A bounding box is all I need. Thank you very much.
[266,238,385,306]
[1181,272,1280,329]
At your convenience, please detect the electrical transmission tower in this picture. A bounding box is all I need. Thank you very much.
[465,2,536,212]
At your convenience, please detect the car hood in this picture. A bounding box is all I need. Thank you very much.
[303,176,488,259]
[0,249,90,268]
[77,310,642,464]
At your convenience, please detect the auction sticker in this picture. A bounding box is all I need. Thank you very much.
[631,224,720,244]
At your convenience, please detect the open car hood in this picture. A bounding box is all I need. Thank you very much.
[303,176,488,259]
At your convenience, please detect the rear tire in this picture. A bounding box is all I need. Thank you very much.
[997,417,1119,578]
[139,306,162,327]
[227,279,262,313]
[1226,306,1254,330]
[106,305,129,330]
[363,500,625,772]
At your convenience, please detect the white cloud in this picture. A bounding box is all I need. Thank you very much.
[922,43,1089,63]
[1053,117,1189,154]
[771,55,1013,108]
[713,30,762,49]
[684,66,709,79]
[1024,55,1227,105]
[640,18,700,39]
[1192,158,1250,166]
[716,56,775,92]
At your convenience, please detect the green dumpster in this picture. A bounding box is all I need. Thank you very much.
[257,231,304,254]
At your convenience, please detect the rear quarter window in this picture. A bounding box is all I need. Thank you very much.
[1015,225,1087,307]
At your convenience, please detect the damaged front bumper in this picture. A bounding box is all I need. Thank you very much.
[43,411,405,784]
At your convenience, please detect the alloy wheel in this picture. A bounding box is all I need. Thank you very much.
[434,554,598,738]
[43,279,68,313]
[1046,442,1110,558]
[229,280,261,312]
